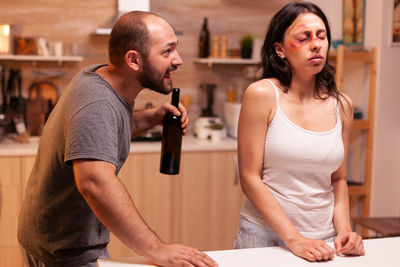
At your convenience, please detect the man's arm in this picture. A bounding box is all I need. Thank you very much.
[132,103,188,138]
[73,159,217,267]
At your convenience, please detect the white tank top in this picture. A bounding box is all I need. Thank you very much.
[240,79,344,239]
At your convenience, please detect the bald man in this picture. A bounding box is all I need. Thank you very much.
[18,11,217,267]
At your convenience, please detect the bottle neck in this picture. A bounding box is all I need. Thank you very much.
[171,88,180,108]
[202,18,208,30]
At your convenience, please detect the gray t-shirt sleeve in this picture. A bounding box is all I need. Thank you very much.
[64,100,119,167]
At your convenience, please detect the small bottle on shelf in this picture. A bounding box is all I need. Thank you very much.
[220,35,227,58]
[212,36,219,58]
[199,17,210,58]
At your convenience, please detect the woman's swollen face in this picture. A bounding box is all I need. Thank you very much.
[277,13,329,77]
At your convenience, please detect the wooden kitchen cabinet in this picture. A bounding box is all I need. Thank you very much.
[173,151,243,251]
[107,152,175,258]
[0,150,241,263]
[107,150,243,257]
[0,156,23,267]
[20,156,36,202]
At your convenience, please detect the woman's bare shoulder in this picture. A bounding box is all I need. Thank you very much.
[338,92,354,114]
[244,78,278,100]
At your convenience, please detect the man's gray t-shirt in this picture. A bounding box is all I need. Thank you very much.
[18,64,134,266]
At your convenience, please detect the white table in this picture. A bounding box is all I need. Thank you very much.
[98,237,400,267]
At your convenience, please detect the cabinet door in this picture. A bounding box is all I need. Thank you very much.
[0,157,23,267]
[173,151,243,251]
[107,152,175,258]
[20,156,36,202]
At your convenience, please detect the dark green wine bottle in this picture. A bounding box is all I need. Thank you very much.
[199,17,210,58]
[160,88,182,175]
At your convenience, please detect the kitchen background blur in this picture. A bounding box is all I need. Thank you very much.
[0,0,400,265]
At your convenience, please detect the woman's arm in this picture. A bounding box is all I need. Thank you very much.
[331,93,365,256]
[132,102,189,138]
[238,80,334,261]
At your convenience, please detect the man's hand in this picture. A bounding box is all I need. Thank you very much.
[151,243,218,267]
[334,231,365,256]
[287,235,335,262]
[157,102,189,135]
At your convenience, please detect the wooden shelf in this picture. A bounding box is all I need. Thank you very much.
[0,54,83,66]
[329,49,373,62]
[333,45,377,237]
[353,119,370,130]
[351,217,400,237]
[194,57,260,67]
[348,184,368,196]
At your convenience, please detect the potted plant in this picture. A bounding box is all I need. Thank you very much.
[210,123,224,142]
[240,35,254,59]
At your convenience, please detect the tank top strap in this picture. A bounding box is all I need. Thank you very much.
[334,97,341,124]
[267,79,280,109]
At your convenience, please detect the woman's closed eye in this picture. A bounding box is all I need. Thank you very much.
[297,34,310,42]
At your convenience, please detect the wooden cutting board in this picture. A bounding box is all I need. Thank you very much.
[25,82,58,135]
[29,82,58,105]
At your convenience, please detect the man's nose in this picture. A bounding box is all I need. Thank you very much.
[172,51,183,66]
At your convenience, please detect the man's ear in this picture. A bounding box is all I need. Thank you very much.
[273,42,286,59]
[125,50,141,70]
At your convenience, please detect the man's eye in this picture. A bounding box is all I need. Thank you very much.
[164,49,171,55]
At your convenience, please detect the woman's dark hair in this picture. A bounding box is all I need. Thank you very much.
[108,11,158,66]
[262,1,340,101]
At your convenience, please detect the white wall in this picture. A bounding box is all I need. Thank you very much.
[312,0,400,217]
[307,0,343,40]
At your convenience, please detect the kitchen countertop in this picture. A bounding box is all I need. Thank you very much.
[98,237,400,267]
[0,135,237,157]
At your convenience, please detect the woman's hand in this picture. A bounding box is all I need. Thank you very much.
[156,102,189,135]
[334,231,365,256]
[287,235,335,262]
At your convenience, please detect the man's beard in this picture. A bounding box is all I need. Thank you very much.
[138,57,173,95]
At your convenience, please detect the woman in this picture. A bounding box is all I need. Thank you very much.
[234,2,364,262]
